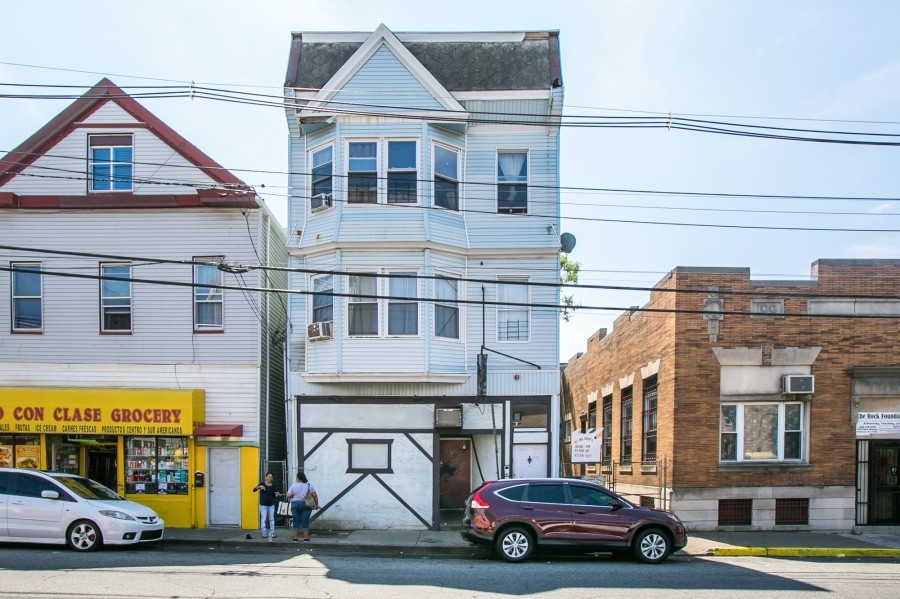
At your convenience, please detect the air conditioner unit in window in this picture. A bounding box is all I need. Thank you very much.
[311,193,334,212]
[307,320,333,341]
[435,406,463,428]
[783,375,814,394]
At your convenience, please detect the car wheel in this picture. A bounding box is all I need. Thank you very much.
[67,519,103,552]
[495,526,533,563]
[632,528,670,564]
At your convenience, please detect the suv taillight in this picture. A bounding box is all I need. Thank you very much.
[470,489,490,510]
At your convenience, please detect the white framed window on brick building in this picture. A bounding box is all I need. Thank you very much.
[720,401,804,462]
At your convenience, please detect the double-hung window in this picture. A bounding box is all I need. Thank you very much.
[11,262,42,332]
[620,386,633,464]
[602,394,613,465]
[433,144,459,211]
[720,402,804,462]
[497,277,529,342]
[497,151,528,214]
[194,259,223,331]
[387,272,418,335]
[348,142,378,204]
[89,134,133,191]
[100,263,132,333]
[311,145,333,210]
[434,275,459,339]
[311,274,333,324]
[642,376,658,460]
[387,141,417,204]
[348,273,378,336]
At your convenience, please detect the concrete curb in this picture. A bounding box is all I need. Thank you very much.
[708,547,900,558]
[163,537,480,556]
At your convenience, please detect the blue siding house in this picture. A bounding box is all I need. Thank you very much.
[284,25,564,529]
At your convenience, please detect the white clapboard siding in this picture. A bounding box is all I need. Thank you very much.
[81,101,141,124]
[0,363,261,441]
[0,209,264,365]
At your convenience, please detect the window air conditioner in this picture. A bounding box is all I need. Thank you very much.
[435,406,463,428]
[311,193,334,212]
[782,375,814,394]
[307,321,333,341]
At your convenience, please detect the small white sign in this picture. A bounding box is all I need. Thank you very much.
[571,428,602,463]
[857,412,900,436]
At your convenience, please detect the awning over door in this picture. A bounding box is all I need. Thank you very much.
[193,424,243,437]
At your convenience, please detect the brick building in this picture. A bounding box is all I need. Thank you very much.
[562,259,900,531]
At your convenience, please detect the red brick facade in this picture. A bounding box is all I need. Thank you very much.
[562,260,900,530]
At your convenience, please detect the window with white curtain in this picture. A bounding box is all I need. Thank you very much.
[433,144,459,211]
[497,151,528,214]
[193,259,223,331]
[434,275,459,339]
[348,273,378,336]
[387,271,418,335]
[720,402,804,463]
[497,277,529,341]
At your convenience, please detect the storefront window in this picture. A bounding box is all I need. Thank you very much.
[0,434,40,469]
[125,436,189,495]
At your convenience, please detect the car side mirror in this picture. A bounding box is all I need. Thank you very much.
[610,500,623,511]
[41,490,60,500]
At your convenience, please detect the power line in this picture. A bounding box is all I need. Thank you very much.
[4,242,899,302]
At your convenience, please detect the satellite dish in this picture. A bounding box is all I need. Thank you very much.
[560,232,576,253]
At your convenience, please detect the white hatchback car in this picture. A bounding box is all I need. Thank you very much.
[0,468,164,551]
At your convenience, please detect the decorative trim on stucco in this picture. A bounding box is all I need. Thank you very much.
[713,347,762,366]
[771,347,821,366]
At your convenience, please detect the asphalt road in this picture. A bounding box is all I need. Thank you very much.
[0,544,898,598]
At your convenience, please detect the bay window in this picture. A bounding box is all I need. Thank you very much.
[311,274,333,324]
[434,275,459,339]
[348,142,378,204]
[433,144,459,210]
[387,272,418,335]
[311,145,333,207]
[387,141,417,203]
[348,273,378,336]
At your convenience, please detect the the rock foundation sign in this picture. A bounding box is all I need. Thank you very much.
[857,412,900,436]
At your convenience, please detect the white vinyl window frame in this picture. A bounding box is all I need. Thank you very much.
[11,262,43,332]
[310,273,334,325]
[309,143,334,211]
[99,262,132,333]
[720,401,806,463]
[496,276,530,342]
[88,134,134,192]
[432,142,460,211]
[497,150,529,214]
[344,138,421,206]
[386,270,420,337]
[193,258,224,332]
[433,272,461,340]
[386,140,418,204]
[347,271,379,337]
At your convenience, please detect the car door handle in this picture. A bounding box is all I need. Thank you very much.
[521,504,534,510]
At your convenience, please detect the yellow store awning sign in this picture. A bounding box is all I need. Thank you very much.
[0,388,204,436]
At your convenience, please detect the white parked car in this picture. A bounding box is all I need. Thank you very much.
[0,468,164,551]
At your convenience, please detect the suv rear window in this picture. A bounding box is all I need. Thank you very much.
[496,484,526,501]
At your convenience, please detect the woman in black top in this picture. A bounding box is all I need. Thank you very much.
[252,472,281,540]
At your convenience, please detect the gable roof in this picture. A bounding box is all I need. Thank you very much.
[286,27,562,92]
[0,78,248,192]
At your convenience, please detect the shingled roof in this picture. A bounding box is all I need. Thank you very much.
[285,30,562,92]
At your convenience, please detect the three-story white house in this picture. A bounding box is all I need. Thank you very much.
[284,25,564,529]
[0,79,287,529]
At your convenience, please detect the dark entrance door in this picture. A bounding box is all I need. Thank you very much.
[439,439,471,509]
[87,448,117,491]
[870,442,900,524]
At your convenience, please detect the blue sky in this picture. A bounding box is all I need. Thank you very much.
[2,1,899,360]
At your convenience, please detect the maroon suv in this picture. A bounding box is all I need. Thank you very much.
[461,478,687,563]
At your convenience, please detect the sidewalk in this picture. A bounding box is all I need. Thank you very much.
[163,526,900,558]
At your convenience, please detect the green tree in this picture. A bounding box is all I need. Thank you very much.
[560,253,581,322]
